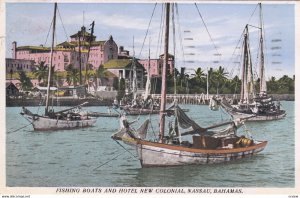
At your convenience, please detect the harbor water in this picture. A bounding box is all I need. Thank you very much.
[6,101,294,187]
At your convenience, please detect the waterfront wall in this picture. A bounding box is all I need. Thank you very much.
[6,93,294,107]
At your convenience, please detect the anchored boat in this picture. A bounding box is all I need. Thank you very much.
[112,3,267,167]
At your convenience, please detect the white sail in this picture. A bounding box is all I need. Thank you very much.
[259,3,267,93]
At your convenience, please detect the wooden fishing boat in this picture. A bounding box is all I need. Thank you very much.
[220,3,286,121]
[21,105,96,131]
[112,3,267,167]
[20,3,96,131]
[135,139,267,167]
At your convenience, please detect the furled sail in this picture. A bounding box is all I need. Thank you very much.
[174,105,205,132]
[112,118,150,141]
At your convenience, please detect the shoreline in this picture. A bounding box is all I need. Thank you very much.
[6,94,294,107]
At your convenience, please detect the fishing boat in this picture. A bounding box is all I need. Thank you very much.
[220,3,286,121]
[20,3,96,131]
[112,3,267,167]
[119,45,161,115]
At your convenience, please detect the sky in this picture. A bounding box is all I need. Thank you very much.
[5,2,296,80]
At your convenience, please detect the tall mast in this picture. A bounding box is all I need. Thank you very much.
[45,3,57,115]
[78,33,82,85]
[85,21,95,86]
[159,3,170,142]
[241,25,248,103]
[132,36,137,101]
[206,67,209,100]
[259,3,267,93]
[144,37,151,100]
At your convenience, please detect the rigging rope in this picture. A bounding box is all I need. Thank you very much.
[57,6,70,42]
[138,3,157,59]
[44,18,54,47]
[8,122,33,133]
[194,3,221,58]
[175,3,185,68]
[229,3,259,79]
[93,150,126,170]
[156,4,165,58]
[113,140,137,159]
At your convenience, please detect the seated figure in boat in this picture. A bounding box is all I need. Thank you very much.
[120,113,140,138]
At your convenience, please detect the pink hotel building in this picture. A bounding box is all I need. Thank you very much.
[9,26,174,78]
[11,26,118,72]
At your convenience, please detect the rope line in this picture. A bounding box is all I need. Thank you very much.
[194,3,221,58]
[93,150,126,170]
[57,6,70,42]
[114,140,137,159]
[8,122,33,133]
[44,18,53,47]
[138,3,157,59]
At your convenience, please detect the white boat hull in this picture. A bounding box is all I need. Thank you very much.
[23,114,97,131]
[227,110,286,121]
[135,140,267,167]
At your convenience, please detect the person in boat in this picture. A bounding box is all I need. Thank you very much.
[276,101,281,111]
[120,113,140,139]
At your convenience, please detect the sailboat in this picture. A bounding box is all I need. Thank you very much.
[119,42,160,115]
[112,3,267,167]
[220,3,286,121]
[20,3,96,131]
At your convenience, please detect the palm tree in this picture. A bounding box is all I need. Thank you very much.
[95,64,107,87]
[66,64,80,86]
[213,66,229,94]
[17,71,33,91]
[267,76,277,93]
[193,67,206,83]
[33,61,48,86]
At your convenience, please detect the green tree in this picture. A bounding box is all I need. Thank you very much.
[95,64,107,86]
[33,61,48,86]
[66,64,80,86]
[194,67,206,84]
[117,78,126,101]
[266,76,277,94]
[213,66,229,94]
[17,71,33,91]
[113,77,119,91]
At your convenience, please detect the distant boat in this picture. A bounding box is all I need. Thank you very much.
[20,3,96,131]
[112,3,267,167]
[118,44,161,115]
[220,3,286,121]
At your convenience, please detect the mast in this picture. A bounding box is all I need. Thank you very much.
[85,21,95,86]
[45,3,57,115]
[78,33,82,85]
[159,3,170,142]
[206,67,209,100]
[259,3,267,93]
[240,26,248,103]
[132,36,137,101]
[144,37,151,100]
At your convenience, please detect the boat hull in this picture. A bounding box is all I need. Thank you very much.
[122,107,160,115]
[135,140,267,167]
[23,114,97,131]
[226,109,286,121]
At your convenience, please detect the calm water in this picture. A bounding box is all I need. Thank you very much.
[6,102,295,187]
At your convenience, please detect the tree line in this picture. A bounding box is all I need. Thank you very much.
[151,66,295,95]
[12,63,294,96]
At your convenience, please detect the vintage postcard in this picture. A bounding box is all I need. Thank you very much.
[0,0,299,198]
